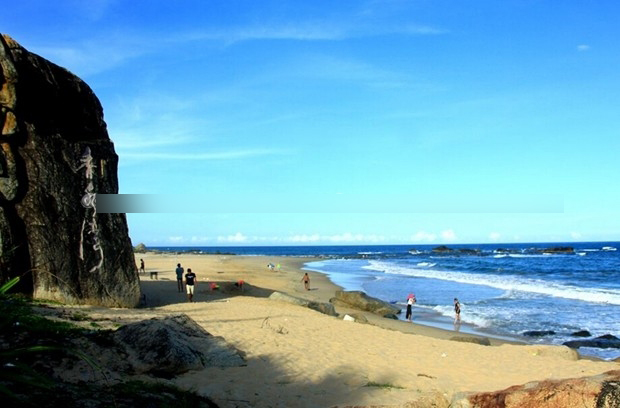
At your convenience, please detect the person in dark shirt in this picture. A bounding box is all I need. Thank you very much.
[185,268,197,302]
[175,263,184,292]
[454,298,461,323]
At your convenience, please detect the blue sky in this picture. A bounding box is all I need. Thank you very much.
[3,1,620,246]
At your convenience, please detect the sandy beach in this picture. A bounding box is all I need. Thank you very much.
[101,253,619,407]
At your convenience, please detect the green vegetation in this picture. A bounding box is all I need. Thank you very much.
[0,277,218,407]
[365,381,405,389]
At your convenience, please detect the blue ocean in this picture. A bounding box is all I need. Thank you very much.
[153,242,620,360]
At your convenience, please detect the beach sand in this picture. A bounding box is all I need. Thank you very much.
[112,253,617,407]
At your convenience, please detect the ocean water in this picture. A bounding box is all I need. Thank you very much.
[152,242,620,360]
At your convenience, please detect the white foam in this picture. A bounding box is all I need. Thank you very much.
[431,305,492,328]
[363,260,620,306]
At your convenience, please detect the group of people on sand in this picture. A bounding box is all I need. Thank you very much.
[175,263,197,302]
[406,292,461,325]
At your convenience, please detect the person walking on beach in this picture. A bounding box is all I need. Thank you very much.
[185,268,197,302]
[301,273,310,290]
[175,263,184,292]
[406,293,416,322]
[454,298,461,323]
[139,259,145,274]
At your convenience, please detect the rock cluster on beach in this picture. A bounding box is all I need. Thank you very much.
[330,290,401,318]
[456,370,620,408]
[0,34,139,306]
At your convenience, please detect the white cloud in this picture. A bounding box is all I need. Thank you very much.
[326,232,365,242]
[168,236,184,243]
[577,44,590,52]
[411,231,437,242]
[570,231,582,239]
[287,233,385,243]
[441,229,457,242]
[190,236,210,243]
[217,232,248,243]
[489,232,501,242]
[178,20,446,46]
[289,234,322,243]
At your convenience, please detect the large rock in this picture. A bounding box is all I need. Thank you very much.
[330,290,401,318]
[0,34,139,306]
[563,334,620,349]
[452,370,620,408]
[269,291,337,316]
[113,314,246,376]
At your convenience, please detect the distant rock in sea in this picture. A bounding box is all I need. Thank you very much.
[0,34,139,307]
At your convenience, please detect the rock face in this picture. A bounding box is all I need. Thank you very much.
[454,370,620,408]
[330,290,401,318]
[0,34,139,306]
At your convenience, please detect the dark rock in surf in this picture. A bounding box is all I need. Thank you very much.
[523,330,556,337]
[0,34,139,306]
[570,330,592,337]
[563,334,620,349]
[540,246,574,254]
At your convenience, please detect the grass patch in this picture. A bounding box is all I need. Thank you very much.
[365,381,405,389]
[0,295,84,339]
[69,311,90,321]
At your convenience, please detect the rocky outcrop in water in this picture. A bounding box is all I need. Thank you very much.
[563,334,620,350]
[0,34,139,306]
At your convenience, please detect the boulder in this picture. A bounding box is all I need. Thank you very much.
[540,246,574,254]
[523,330,556,337]
[113,314,246,376]
[330,290,401,317]
[452,370,620,408]
[570,330,592,337]
[0,34,139,306]
[563,334,620,349]
[268,291,337,316]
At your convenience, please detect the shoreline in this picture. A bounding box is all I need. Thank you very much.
[138,252,519,345]
[301,262,527,346]
[123,252,617,406]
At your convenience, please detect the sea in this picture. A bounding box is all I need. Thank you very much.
[152,241,620,360]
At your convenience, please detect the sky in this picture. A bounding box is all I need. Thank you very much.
[3,1,620,246]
